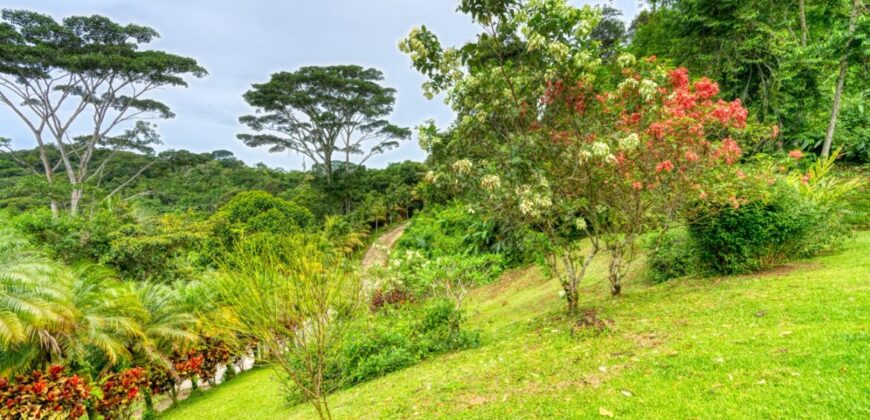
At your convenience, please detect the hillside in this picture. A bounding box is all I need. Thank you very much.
[160,232,870,419]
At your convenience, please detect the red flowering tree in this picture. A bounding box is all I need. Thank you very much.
[403,2,751,312]
[541,61,749,295]
[0,365,90,419]
[94,367,149,419]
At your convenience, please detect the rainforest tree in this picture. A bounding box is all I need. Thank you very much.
[0,9,206,215]
[238,65,411,187]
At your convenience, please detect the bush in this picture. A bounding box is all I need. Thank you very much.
[645,229,698,283]
[370,251,504,303]
[0,365,90,419]
[13,207,131,264]
[688,184,821,274]
[210,191,313,248]
[396,203,533,264]
[339,299,478,386]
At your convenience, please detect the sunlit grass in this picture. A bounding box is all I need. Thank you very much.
[160,232,870,419]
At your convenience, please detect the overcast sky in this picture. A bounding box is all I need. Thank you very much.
[2,0,639,170]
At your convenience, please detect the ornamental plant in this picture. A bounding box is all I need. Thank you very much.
[402,0,751,312]
[94,367,149,420]
[196,337,232,386]
[0,365,90,419]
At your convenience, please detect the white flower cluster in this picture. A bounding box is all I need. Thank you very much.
[617,53,636,68]
[451,159,473,174]
[423,170,439,184]
[480,174,502,192]
[617,77,638,92]
[618,133,640,150]
[591,142,610,157]
[516,176,552,218]
[640,79,658,101]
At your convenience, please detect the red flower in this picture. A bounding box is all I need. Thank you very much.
[668,67,689,88]
[788,149,803,160]
[655,160,674,173]
[771,124,780,139]
[632,181,643,190]
[684,151,699,162]
[127,387,139,399]
[693,78,719,100]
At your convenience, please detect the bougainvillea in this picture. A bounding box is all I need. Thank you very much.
[94,367,149,419]
[0,365,90,419]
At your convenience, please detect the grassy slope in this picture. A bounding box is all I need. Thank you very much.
[161,232,870,419]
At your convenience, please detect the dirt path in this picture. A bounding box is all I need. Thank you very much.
[361,221,410,269]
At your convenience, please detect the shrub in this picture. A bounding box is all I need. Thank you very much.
[644,229,698,283]
[689,184,821,274]
[339,299,478,386]
[396,203,533,264]
[210,190,313,248]
[371,251,504,304]
[12,207,131,264]
[94,367,149,419]
[0,365,90,419]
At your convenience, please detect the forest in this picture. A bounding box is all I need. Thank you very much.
[0,1,867,419]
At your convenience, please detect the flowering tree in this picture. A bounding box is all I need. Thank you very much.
[402,0,750,312]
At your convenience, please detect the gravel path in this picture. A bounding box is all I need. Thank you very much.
[361,221,410,269]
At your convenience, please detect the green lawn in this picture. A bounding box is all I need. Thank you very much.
[161,232,870,419]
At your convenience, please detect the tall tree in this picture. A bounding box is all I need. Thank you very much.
[821,0,864,157]
[238,65,410,186]
[0,10,206,215]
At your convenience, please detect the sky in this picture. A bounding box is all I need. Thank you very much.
[2,0,640,170]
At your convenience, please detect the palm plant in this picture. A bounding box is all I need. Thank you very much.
[57,265,145,373]
[131,282,198,364]
[0,229,69,375]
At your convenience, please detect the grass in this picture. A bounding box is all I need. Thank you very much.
[160,232,870,419]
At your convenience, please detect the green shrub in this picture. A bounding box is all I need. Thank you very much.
[644,229,698,283]
[396,203,533,264]
[210,191,313,247]
[12,207,132,264]
[339,299,478,386]
[688,184,821,274]
[372,251,504,302]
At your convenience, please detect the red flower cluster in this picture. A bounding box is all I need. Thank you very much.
[0,366,90,419]
[669,67,689,88]
[711,99,748,127]
[95,367,149,419]
[788,149,803,160]
[714,138,743,164]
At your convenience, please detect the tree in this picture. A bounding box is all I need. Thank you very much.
[402,0,748,312]
[212,234,361,420]
[821,0,864,157]
[0,9,206,215]
[238,65,411,186]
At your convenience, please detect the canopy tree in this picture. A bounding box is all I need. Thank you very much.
[237,65,411,186]
[0,9,206,215]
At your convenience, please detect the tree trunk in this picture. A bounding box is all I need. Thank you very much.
[821,0,861,157]
[799,0,808,47]
[69,188,83,216]
[608,248,623,296]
